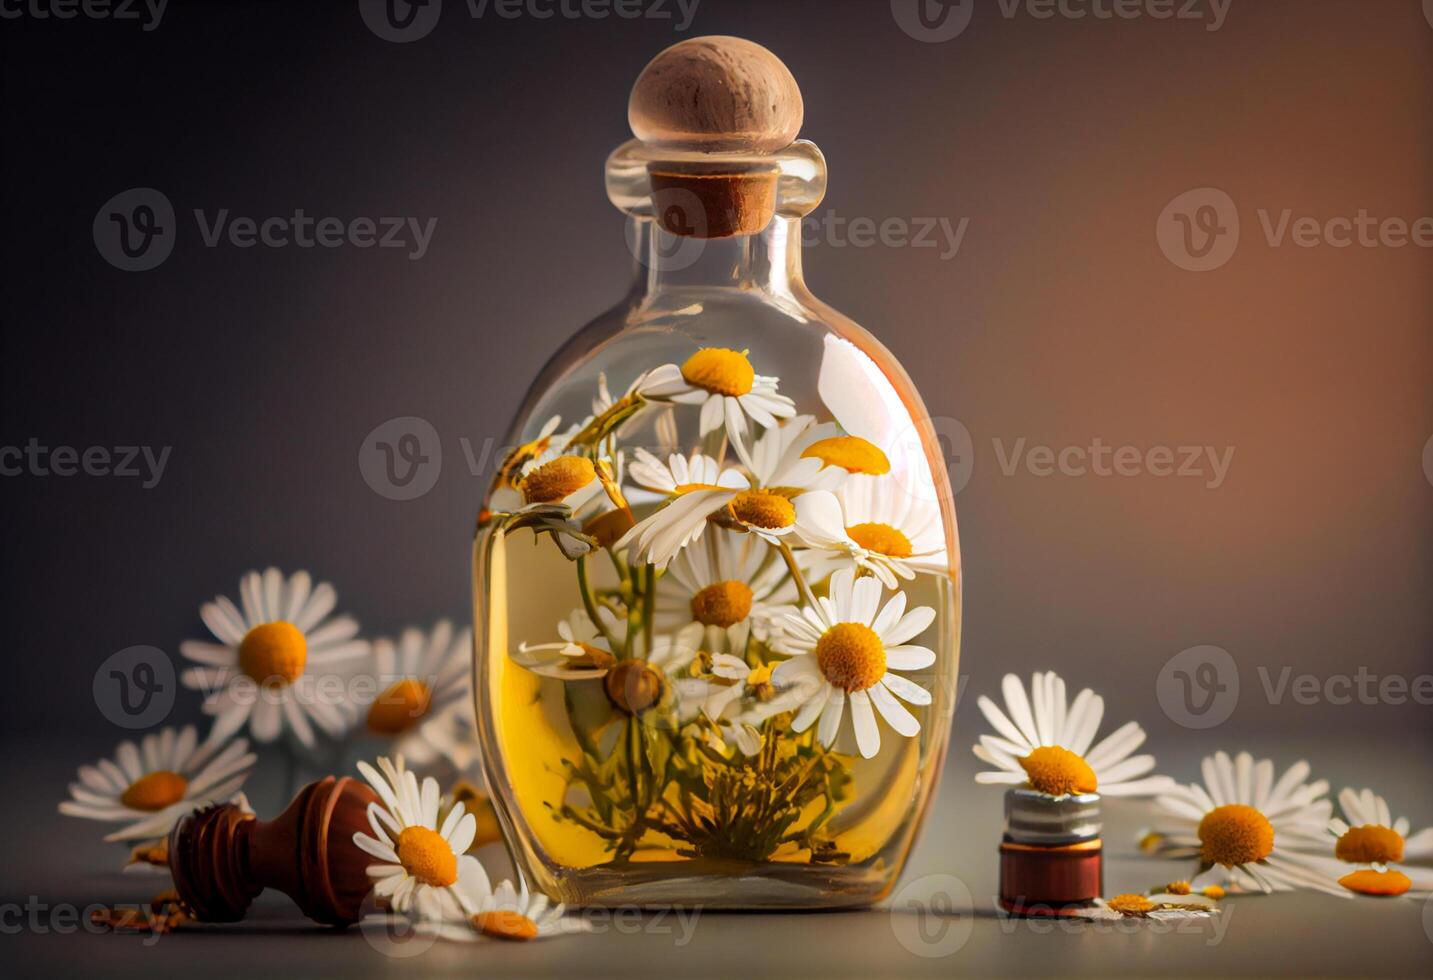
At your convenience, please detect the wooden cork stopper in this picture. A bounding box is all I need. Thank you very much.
[648,169,777,239]
[629,36,802,238]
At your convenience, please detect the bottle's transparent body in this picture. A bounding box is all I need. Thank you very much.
[472,142,962,908]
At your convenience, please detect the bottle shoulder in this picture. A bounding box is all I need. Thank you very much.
[506,283,928,449]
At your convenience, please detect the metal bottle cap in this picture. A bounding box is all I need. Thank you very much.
[1004,788,1102,845]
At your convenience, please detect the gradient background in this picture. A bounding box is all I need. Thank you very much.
[1,1,1431,974]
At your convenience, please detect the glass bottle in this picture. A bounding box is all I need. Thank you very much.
[471,36,962,908]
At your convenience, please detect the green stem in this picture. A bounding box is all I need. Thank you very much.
[614,717,654,861]
[559,805,624,840]
[625,564,642,656]
[577,556,618,650]
[776,540,817,608]
[606,546,630,588]
[643,562,657,653]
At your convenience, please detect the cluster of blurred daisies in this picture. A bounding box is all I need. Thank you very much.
[59,570,479,858]
[972,671,1433,919]
[59,567,584,942]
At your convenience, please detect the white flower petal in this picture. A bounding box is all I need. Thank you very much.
[849,690,881,758]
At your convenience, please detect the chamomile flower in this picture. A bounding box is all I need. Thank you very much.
[618,417,859,568]
[514,455,606,512]
[60,726,256,842]
[616,448,748,567]
[690,658,800,757]
[179,568,370,748]
[354,756,486,919]
[485,415,573,512]
[359,621,473,767]
[1322,787,1433,897]
[514,611,700,718]
[771,567,935,759]
[689,646,766,722]
[795,474,947,588]
[1081,894,1216,922]
[652,528,798,644]
[972,671,1175,798]
[670,620,785,729]
[591,367,667,420]
[1149,750,1347,896]
[414,870,591,943]
[485,418,612,552]
[643,348,796,467]
[1144,880,1224,905]
[513,608,622,680]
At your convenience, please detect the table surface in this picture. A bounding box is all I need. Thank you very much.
[6,735,1431,979]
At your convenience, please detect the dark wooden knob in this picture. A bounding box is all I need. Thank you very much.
[168,775,379,927]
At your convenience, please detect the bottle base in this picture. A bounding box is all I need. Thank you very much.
[530,857,898,910]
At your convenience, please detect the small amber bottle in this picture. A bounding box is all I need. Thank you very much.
[999,789,1103,917]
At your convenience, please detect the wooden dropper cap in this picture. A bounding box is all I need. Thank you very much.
[628,36,803,239]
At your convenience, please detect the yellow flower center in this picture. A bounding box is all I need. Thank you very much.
[728,489,796,531]
[801,436,891,474]
[1335,824,1404,865]
[583,508,635,548]
[521,455,596,505]
[815,622,886,693]
[239,621,307,688]
[1165,881,1192,896]
[746,663,776,700]
[1137,831,1166,853]
[365,679,433,735]
[1198,804,1275,868]
[846,522,913,558]
[680,348,754,397]
[472,910,539,941]
[604,660,665,715]
[1337,868,1412,897]
[1106,894,1155,915]
[1202,885,1226,900]
[120,770,189,811]
[689,580,754,628]
[395,825,458,887]
[1018,745,1098,797]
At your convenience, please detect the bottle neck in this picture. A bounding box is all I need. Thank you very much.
[628,215,804,298]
